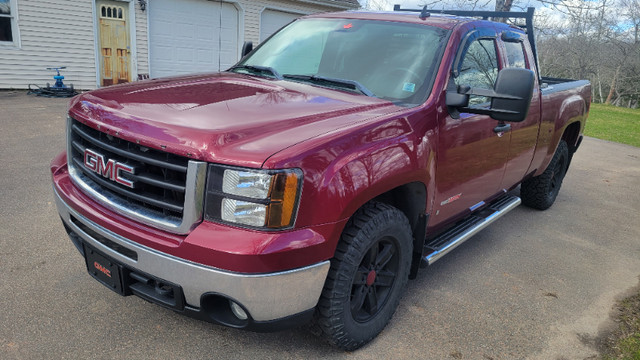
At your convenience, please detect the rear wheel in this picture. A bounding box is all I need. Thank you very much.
[315,202,412,350]
[521,140,569,210]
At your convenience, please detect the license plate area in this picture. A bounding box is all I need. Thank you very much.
[82,243,185,310]
[84,244,125,295]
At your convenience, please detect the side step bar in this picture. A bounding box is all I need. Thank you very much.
[422,194,521,266]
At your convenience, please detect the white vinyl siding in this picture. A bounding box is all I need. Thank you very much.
[0,0,356,89]
[0,0,96,89]
[134,1,148,76]
[242,0,339,45]
[260,9,302,42]
[0,0,148,90]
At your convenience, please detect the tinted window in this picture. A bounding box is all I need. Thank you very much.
[455,38,498,105]
[237,19,448,106]
[504,41,527,68]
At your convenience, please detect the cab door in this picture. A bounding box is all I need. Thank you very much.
[431,30,511,229]
[498,32,542,188]
[97,1,131,86]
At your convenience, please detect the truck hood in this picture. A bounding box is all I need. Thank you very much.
[69,73,401,168]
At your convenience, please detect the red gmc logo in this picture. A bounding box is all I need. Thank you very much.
[83,149,135,188]
[93,261,112,278]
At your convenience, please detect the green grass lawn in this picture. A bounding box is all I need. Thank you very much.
[602,289,640,360]
[585,104,640,147]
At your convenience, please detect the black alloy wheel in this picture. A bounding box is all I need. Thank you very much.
[351,237,400,323]
[521,140,570,210]
[314,202,412,351]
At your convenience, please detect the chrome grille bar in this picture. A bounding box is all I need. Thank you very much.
[67,117,206,234]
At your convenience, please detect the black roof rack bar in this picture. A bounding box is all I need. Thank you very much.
[393,5,533,21]
[393,5,540,80]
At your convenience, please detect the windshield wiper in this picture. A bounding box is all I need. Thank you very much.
[229,65,282,80]
[282,74,374,97]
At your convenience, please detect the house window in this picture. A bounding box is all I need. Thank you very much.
[0,0,18,44]
[100,5,124,19]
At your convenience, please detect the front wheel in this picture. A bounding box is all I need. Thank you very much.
[521,140,569,210]
[315,202,412,350]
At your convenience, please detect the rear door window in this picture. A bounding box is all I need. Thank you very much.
[504,41,527,68]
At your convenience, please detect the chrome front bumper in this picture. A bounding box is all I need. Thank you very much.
[54,188,330,322]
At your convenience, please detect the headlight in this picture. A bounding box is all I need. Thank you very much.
[204,165,302,229]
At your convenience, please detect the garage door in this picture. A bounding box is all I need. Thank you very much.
[149,0,239,78]
[260,9,301,42]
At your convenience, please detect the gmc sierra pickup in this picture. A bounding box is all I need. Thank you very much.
[51,7,590,350]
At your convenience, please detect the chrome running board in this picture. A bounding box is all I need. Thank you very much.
[423,194,521,266]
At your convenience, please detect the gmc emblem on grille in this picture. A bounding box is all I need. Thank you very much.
[83,149,135,188]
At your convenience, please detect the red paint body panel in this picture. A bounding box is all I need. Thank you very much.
[530,85,590,176]
[53,163,346,273]
[69,73,399,168]
[52,12,590,274]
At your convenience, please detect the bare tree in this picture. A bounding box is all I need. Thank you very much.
[396,0,640,107]
[419,0,493,11]
[359,0,390,10]
[537,0,640,107]
[495,0,514,12]
[620,0,640,44]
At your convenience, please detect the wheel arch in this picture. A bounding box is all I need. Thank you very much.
[533,94,587,177]
[561,121,583,162]
[368,182,428,279]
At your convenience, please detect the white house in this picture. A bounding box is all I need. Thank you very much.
[0,0,359,89]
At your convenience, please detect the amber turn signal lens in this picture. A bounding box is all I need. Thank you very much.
[266,171,301,228]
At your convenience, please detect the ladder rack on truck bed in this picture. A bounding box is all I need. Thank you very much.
[393,5,540,80]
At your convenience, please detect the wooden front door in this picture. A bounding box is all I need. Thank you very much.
[97,0,130,86]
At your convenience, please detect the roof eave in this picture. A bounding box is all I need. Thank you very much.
[297,0,360,10]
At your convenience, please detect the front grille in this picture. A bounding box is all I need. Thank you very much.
[67,117,207,234]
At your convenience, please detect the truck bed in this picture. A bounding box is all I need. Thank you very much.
[541,77,591,94]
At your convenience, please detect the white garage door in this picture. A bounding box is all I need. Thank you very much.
[149,0,239,78]
[260,9,301,42]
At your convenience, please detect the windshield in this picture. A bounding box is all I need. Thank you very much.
[233,18,449,106]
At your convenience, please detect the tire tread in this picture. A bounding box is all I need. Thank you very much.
[521,140,569,210]
[313,202,412,351]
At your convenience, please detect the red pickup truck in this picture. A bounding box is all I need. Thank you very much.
[51,7,590,350]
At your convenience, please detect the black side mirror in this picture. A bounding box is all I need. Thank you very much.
[446,67,535,122]
[241,41,253,58]
[490,68,535,122]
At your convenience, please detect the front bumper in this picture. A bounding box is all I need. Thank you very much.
[54,187,330,329]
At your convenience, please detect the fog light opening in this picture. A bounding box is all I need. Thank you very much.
[200,294,250,327]
[230,300,248,321]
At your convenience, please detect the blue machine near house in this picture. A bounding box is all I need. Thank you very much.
[28,67,78,98]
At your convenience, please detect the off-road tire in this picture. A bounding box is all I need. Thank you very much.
[521,140,569,210]
[314,202,412,351]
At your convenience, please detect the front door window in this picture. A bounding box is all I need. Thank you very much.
[454,38,499,105]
